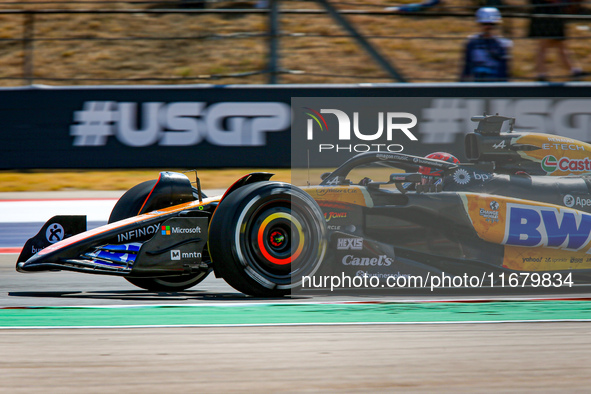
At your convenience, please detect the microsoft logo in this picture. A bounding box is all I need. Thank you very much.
[162,225,171,235]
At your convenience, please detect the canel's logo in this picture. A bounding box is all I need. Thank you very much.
[504,203,591,251]
[541,155,557,173]
[305,108,418,141]
[342,254,393,266]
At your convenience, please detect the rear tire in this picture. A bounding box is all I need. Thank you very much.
[209,182,327,297]
[110,179,209,292]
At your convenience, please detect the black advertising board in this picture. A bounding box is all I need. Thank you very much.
[1,83,590,169]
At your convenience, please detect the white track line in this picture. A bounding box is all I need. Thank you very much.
[2,296,587,309]
[3,319,591,330]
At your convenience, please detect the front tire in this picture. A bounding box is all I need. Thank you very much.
[123,275,209,292]
[209,182,327,297]
[110,179,209,292]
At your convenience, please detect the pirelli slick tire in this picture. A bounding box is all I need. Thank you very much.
[109,180,209,292]
[209,182,327,297]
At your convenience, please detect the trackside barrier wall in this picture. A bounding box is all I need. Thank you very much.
[1,83,590,169]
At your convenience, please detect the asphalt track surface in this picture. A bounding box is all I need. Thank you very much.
[3,194,591,391]
[2,323,591,392]
[4,254,591,392]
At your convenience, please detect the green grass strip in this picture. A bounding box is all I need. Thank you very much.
[2,301,591,328]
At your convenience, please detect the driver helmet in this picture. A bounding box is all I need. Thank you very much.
[418,152,459,185]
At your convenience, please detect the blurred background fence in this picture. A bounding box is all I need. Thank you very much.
[0,0,590,85]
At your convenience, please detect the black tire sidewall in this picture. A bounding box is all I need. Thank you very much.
[209,181,327,297]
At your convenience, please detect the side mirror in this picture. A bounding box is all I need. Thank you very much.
[389,173,422,194]
[389,173,422,184]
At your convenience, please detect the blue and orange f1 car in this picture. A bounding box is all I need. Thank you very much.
[17,115,591,296]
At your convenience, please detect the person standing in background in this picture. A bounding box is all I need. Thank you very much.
[528,0,584,81]
[460,7,512,82]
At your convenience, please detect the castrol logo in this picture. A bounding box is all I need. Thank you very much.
[542,155,591,174]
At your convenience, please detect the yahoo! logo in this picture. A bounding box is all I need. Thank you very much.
[305,108,418,141]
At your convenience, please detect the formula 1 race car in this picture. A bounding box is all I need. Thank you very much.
[16,114,591,296]
[17,173,328,297]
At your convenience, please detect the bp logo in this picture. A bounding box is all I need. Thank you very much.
[453,169,471,185]
[541,155,557,173]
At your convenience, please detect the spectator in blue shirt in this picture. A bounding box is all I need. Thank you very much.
[460,7,512,82]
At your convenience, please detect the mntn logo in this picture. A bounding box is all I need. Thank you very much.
[503,204,591,251]
[171,249,181,260]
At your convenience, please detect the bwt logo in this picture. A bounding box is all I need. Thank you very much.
[305,108,418,141]
[503,204,591,251]
[304,107,418,153]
